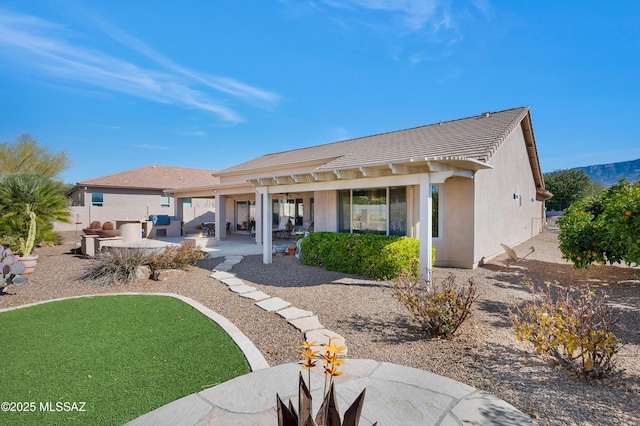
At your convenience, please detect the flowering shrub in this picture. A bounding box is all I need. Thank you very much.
[512,278,621,379]
[390,272,477,338]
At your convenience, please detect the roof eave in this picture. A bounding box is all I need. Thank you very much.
[247,157,490,187]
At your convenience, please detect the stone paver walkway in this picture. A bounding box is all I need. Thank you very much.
[125,253,537,425]
[211,255,348,354]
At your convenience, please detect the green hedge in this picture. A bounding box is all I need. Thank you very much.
[300,232,434,280]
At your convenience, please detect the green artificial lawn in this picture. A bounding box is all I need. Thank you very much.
[0,295,250,425]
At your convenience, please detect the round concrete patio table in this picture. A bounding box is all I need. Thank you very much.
[126,359,537,426]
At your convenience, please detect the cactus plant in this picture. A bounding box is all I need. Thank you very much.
[102,221,115,230]
[18,208,37,257]
[89,221,102,229]
[1,246,28,293]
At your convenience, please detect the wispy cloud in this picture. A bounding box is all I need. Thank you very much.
[131,144,171,150]
[321,0,441,32]
[0,9,281,123]
[175,130,207,137]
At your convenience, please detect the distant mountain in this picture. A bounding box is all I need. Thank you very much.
[575,158,640,187]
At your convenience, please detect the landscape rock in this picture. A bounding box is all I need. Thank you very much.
[152,269,186,281]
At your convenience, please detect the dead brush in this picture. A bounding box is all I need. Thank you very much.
[390,272,477,338]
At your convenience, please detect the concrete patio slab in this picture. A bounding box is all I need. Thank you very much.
[288,315,324,333]
[276,306,314,320]
[220,277,245,286]
[239,291,270,301]
[210,271,235,280]
[255,297,291,312]
[228,284,257,294]
[223,255,244,264]
[214,263,234,272]
[305,329,347,355]
[126,360,538,426]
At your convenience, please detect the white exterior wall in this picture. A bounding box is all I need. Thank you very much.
[473,126,544,266]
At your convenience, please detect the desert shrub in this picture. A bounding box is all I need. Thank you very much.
[78,247,157,285]
[148,242,206,271]
[390,272,477,338]
[512,277,621,379]
[301,232,431,280]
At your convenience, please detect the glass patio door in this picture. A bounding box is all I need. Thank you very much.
[236,200,255,231]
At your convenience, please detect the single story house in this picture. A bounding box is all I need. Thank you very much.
[60,165,219,235]
[170,106,551,272]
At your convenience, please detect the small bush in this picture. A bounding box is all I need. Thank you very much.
[78,247,157,285]
[390,272,477,338]
[148,242,206,271]
[301,232,431,280]
[512,278,621,379]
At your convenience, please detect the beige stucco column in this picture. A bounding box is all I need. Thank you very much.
[418,174,433,278]
[258,188,272,264]
[214,194,226,241]
[254,190,263,245]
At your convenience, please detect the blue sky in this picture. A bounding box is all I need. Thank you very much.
[1,1,639,184]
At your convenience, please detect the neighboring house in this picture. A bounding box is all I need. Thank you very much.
[171,106,551,271]
[59,165,218,234]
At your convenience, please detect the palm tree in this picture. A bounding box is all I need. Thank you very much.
[0,173,71,248]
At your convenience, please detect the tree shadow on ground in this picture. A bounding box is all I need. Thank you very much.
[476,299,513,329]
[345,313,431,344]
[220,254,384,289]
[471,340,640,423]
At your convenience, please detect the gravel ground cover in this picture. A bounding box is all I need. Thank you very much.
[1,230,639,425]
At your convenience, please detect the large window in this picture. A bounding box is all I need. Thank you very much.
[160,195,170,208]
[91,192,103,207]
[273,198,303,226]
[182,198,192,208]
[339,187,407,235]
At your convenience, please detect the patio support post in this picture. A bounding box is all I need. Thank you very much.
[258,188,272,264]
[215,195,226,241]
[255,190,263,244]
[419,174,433,278]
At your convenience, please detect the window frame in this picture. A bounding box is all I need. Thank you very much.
[91,192,103,207]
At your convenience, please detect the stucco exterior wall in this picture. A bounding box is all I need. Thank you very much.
[473,125,544,266]
[436,177,476,268]
[55,188,215,232]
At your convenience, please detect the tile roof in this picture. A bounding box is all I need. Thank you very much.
[219,107,530,177]
[77,165,218,190]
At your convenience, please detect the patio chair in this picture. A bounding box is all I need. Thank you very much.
[501,243,535,268]
[203,222,215,236]
[272,216,290,238]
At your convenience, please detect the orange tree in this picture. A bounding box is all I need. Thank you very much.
[558,179,640,268]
